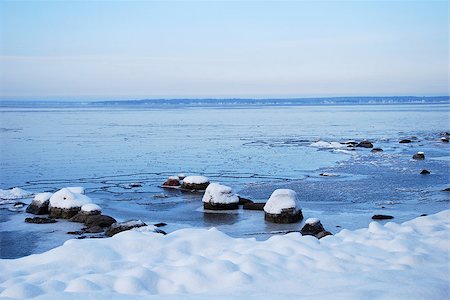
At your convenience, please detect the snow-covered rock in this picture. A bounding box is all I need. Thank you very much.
[300,218,331,239]
[81,204,101,214]
[181,175,210,190]
[26,192,53,215]
[202,183,239,210]
[48,188,92,219]
[161,176,181,188]
[0,187,32,204]
[264,189,303,223]
[413,151,425,160]
[1,210,449,299]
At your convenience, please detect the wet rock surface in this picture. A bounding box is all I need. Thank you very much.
[243,202,266,211]
[25,217,57,224]
[356,141,373,148]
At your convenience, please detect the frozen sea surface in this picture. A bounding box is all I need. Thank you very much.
[0,103,449,258]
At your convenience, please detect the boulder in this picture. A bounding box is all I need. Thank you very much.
[26,192,53,215]
[412,152,425,160]
[371,147,383,153]
[264,189,303,223]
[440,137,449,143]
[399,139,412,144]
[372,214,394,220]
[161,176,181,188]
[243,202,266,211]
[238,196,254,205]
[181,175,210,191]
[84,214,116,228]
[25,217,57,224]
[48,188,92,219]
[442,187,450,192]
[202,183,239,210]
[356,140,373,148]
[300,218,332,239]
[106,220,147,237]
[420,169,430,175]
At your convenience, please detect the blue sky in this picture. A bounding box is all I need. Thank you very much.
[0,0,448,100]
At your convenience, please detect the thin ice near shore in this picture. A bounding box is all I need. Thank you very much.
[0,210,449,299]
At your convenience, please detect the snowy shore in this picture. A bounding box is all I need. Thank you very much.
[1,210,449,299]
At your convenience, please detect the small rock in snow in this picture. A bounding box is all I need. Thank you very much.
[372,214,394,220]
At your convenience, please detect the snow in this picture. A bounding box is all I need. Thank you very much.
[202,183,239,204]
[81,203,101,213]
[33,192,53,204]
[310,141,347,149]
[263,189,301,214]
[417,151,424,155]
[0,210,449,299]
[168,176,179,180]
[0,187,32,200]
[305,218,320,225]
[66,187,85,194]
[49,188,92,209]
[183,175,209,184]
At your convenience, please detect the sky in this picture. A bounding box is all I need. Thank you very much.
[0,0,448,101]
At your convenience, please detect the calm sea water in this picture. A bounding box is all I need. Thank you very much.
[1,103,449,257]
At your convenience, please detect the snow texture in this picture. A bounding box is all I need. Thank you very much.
[183,175,209,184]
[417,151,424,155]
[0,187,32,200]
[202,183,239,204]
[33,192,53,204]
[168,176,179,180]
[263,189,301,214]
[310,141,347,149]
[305,218,320,225]
[0,210,449,299]
[81,204,101,213]
[49,188,92,209]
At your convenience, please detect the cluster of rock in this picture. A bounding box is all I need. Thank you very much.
[161,174,210,191]
[26,187,165,238]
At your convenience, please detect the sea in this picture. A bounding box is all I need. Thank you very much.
[1,97,449,258]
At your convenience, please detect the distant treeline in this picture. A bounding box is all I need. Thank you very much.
[1,96,449,108]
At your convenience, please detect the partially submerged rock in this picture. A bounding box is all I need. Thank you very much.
[440,137,449,143]
[243,202,265,211]
[399,139,412,144]
[356,140,373,148]
[161,176,181,188]
[420,169,431,175]
[412,152,425,160]
[25,217,57,224]
[26,192,53,215]
[371,147,383,153]
[202,183,239,210]
[181,175,210,191]
[48,188,92,219]
[300,218,332,239]
[106,220,147,237]
[372,214,394,220]
[238,196,254,205]
[264,189,303,223]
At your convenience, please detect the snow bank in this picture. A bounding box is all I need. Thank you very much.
[264,189,301,214]
[81,204,101,213]
[49,188,92,209]
[0,210,449,299]
[202,183,239,204]
[183,175,209,184]
[33,192,53,204]
[0,187,32,200]
[310,141,346,149]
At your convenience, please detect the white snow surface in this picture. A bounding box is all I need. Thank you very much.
[417,151,425,155]
[305,218,320,225]
[66,187,85,194]
[310,141,347,149]
[0,187,32,200]
[183,175,209,184]
[81,203,101,213]
[33,192,53,204]
[49,188,92,209]
[263,189,301,214]
[202,183,239,204]
[0,210,449,299]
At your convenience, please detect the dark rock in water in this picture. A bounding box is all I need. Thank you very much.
[84,214,117,228]
[371,147,383,153]
[399,139,412,144]
[300,219,325,236]
[412,152,425,160]
[49,207,81,219]
[317,231,333,239]
[153,222,167,227]
[356,141,373,148]
[106,220,147,237]
[420,169,431,175]
[442,188,450,192]
[264,209,303,224]
[343,141,358,146]
[440,137,449,143]
[372,214,394,220]
[243,202,266,211]
[25,217,57,224]
[129,183,142,188]
[26,200,50,215]
[238,196,254,205]
[440,132,450,136]
[203,202,239,210]
[161,177,181,188]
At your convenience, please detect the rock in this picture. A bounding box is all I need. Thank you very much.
[319,172,338,177]
[49,207,82,219]
[440,137,449,143]
[161,176,181,188]
[13,202,26,208]
[300,218,325,236]
[243,202,266,211]
[442,188,450,192]
[83,226,104,233]
[154,228,167,235]
[343,140,358,146]
[399,139,412,143]
[440,132,450,136]
[106,220,147,237]
[317,231,333,239]
[420,169,430,175]
[177,173,186,180]
[181,175,210,191]
[26,192,53,215]
[356,140,373,148]
[412,152,425,160]
[80,203,101,215]
[264,189,303,224]
[25,217,57,224]
[420,214,428,217]
[84,214,117,228]
[48,188,92,219]
[153,222,167,227]
[238,196,254,205]
[129,183,142,188]
[202,183,239,210]
[371,147,383,153]
[372,214,394,220]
